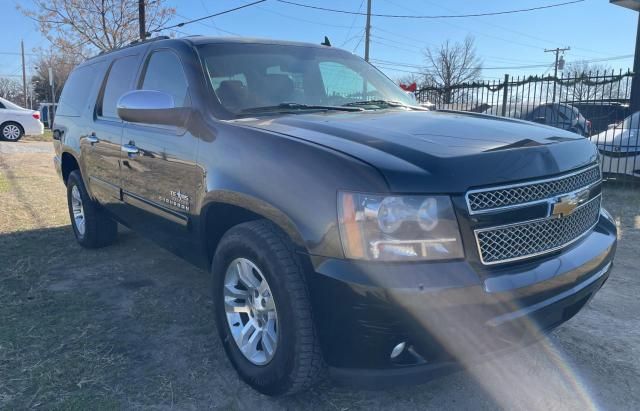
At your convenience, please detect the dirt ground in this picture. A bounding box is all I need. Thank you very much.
[1,140,639,410]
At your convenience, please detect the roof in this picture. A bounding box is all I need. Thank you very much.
[80,35,334,66]
[182,35,330,49]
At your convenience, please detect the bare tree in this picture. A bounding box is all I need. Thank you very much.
[29,47,83,104]
[424,36,482,104]
[0,78,24,102]
[18,0,175,58]
[561,60,628,101]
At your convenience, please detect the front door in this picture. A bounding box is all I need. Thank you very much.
[119,49,200,258]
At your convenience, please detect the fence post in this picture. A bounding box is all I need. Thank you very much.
[501,74,509,117]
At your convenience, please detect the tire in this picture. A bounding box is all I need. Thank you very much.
[66,170,118,248]
[0,122,24,142]
[212,220,323,396]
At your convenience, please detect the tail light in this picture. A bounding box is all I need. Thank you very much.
[32,112,41,120]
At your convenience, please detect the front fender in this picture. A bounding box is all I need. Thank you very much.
[196,121,389,258]
[200,190,306,249]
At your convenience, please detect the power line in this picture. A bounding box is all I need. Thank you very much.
[276,0,584,19]
[371,54,635,74]
[341,0,365,46]
[256,5,362,29]
[419,0,612,57]
[0,51,37,56]
[151,0,266,33]
[174,12,241,36]
[370,39,422,54]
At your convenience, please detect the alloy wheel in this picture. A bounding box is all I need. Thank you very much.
[224,257,278,365]
[71,185,86,236]
[2,124,21,140]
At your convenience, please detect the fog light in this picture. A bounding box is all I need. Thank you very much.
[390,342,406,359]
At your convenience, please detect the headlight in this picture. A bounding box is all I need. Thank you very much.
[337,192,464,261]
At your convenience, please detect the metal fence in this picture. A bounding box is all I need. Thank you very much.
[414,71,640,185]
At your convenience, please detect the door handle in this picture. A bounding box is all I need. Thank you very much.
[121,143,139,155]
[86,135,99,144]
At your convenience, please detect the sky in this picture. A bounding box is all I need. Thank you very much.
[0,0,638,83]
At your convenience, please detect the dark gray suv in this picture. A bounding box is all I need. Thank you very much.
[53,36,616,395]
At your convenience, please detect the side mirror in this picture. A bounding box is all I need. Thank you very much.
[533,116,547,124]
[607,123,617,130]
[117,90,189,127]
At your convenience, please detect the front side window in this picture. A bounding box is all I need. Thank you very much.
[198,43,413,115]
[99,56,139,119]
[319,62,379,102]
[140,50,189,107]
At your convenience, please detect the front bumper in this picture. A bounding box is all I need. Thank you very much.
[307,211,616,386]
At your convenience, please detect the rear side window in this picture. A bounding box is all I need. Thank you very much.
[57,63,104,117]
[99,56,139,119]
[0,102,5,109]
[140,50,189,107]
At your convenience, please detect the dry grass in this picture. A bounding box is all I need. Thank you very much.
[0,145,67,233]
[23,129,53,142]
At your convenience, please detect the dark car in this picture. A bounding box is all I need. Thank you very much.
[485,102,591,135]
[52,36,616,396]
[568,100,630,135]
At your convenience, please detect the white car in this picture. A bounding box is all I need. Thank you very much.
[0,97,44,142]
[590,112,640,179]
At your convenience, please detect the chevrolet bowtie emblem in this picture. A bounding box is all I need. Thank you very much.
[550,189,590,218]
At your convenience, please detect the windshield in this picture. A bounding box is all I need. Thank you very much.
[198,43,414,115]
[622,112,640,130]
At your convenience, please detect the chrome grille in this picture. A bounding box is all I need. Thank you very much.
[475,195,601,265]
[467,165,601,214]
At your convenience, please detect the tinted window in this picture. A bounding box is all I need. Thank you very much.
[99,56,139,119]
[319,62,379,102]
[57,63,104,117]
[141,50,188,107]
[199,44,413,115]
[0,102,4,109]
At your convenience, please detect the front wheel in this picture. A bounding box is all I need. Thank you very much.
[212,220,323,396]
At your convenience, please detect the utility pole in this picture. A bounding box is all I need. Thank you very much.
[138,0,146,41]
[364,0,372,62]
[49,67,55,125]
[610,1,640,112]
[545,46,570,102]
[21,40,27,108]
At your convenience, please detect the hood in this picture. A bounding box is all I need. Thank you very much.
[235,109,599,193]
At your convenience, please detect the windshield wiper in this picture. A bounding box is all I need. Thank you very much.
[342,99,406,107]
[342,100,428,110]
[240,102,364,114]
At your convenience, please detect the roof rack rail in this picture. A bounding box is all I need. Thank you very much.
[128,35,170,47]
[97,35,171,56]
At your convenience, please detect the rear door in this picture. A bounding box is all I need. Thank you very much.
[82,55,141,208]
[119,48,200,246]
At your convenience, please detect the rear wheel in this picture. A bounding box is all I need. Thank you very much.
[0,122,24,141]
[212,220,323,396]
[66,170,118,248]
